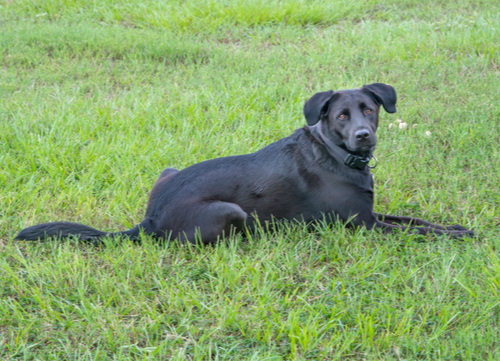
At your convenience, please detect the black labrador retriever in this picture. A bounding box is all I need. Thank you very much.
[15,83,473,243]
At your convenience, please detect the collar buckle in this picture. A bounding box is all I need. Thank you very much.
[344,154,370,170]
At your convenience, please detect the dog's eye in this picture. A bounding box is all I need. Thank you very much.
[338,114,347,120]
[365,109,373,114]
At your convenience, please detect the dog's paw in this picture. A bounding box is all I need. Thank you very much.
[450,229,474,239]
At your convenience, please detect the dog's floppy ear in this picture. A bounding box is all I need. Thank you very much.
[362,83,397,113]
[303,90,334,126]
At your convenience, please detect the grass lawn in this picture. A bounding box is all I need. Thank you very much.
[1,0,499,359]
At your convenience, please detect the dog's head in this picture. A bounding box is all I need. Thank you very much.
[303,83,396,156]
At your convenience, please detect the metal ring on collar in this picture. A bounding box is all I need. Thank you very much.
[368,155,378,169]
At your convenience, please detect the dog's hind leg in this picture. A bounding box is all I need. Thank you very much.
[173,200,248,245]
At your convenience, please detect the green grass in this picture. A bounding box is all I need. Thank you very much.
[1,0,500,359]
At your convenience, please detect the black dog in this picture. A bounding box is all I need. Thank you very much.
[15,83,473,243]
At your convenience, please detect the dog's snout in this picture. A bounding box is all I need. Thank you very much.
[355,129,371,141]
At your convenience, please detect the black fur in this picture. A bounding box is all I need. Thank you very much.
[15,83,473,243]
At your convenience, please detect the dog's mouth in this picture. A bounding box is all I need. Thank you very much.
[343,144,376,159]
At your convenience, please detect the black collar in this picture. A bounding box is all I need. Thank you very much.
[308,123,376,171]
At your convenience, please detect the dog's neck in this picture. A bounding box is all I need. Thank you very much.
[305,123,375,171]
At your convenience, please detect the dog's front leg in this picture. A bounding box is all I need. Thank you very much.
[372,217,473,239]
[374,213,469,231]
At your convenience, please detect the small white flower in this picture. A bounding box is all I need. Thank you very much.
[389,123,395,129]
[399,122,408,130]
[425,131,432,137]
[396,119,403,123]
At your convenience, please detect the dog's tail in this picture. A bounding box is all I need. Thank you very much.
[14,221,141,242]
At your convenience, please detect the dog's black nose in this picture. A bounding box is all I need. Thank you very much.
[355,129,370,141]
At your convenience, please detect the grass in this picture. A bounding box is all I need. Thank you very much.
[1,0,500,359]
